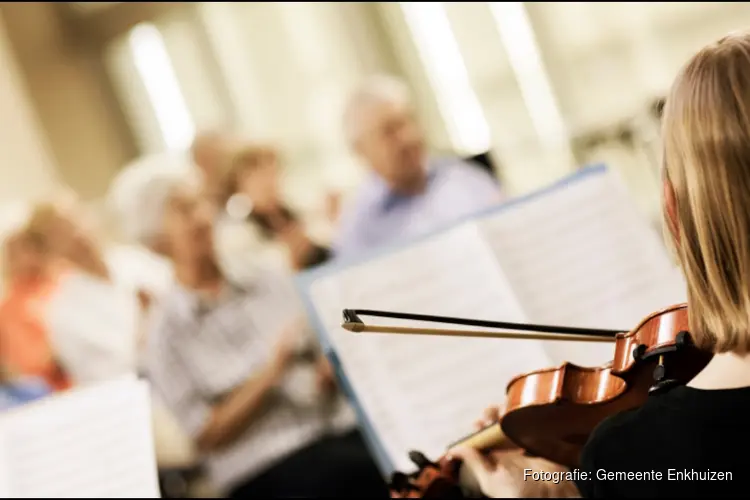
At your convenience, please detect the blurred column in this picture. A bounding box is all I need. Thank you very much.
[275,1,384,205]
[194,3,405,211]
[0,14,58,206]
[195,2,269,138]
[157,6,233,134]
[105,22,196,154]
[398,2,492,157]
[432,2,573,193]
[522,3,643,133]
[616,4,671,99]
[376,2,473,155]
[519,3,663,219]
[487,3,574,180]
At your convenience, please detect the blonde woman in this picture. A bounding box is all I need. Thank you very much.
[453,32,750,498]
[0,227,72,392]
[216,144,332,272]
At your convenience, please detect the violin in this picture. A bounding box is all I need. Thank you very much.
[389,422,516,498]
[341,303,712,498]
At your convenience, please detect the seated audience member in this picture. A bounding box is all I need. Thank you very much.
[335,75,503,257]
[22,198,139,386]
[0,229,71,391]
[107,153,207,488]
[26,193,111,281]
[119,168,388,498]
[216,144,332,271]
[0,364,50,411]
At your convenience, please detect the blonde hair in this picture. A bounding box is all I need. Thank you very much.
[662,32,750,354]
[218,144,278,206]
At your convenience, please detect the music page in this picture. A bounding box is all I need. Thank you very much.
[0,376,160,498]
[307,223,554,473]
[477,166,687,367]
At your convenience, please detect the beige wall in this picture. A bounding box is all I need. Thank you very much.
[6,1,750,216]
[0,10,57,217]
[0,2,136,200]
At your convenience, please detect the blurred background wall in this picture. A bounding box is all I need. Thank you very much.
[1,1,749,236]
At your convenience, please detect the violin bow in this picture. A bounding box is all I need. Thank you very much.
[341,309,620,343]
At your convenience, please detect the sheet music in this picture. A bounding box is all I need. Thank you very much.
[0,376,159,498]
[308,223,554,472]
[44,271,139,386]
[477,168,687,367]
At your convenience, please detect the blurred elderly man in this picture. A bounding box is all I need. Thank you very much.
[117,168,388,498]
[335,75,502,257]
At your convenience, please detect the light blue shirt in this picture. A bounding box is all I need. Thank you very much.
[334,157,502,257]
[0,377,51,412]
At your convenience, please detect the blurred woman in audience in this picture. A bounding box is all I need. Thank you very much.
[216,143,332,272]
[24,193,111,281]
[115,167,386,498]
[0,227,71,391]
[0,193,142,390]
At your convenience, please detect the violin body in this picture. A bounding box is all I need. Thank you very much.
[387,303,711,497]
[389,426,514,498]
[389,455,467,498]
[502,303,711,468]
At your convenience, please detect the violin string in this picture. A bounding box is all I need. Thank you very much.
[347,309,622,338]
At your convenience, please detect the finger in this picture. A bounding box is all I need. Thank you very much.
[483,405,501,423]
[473,419,485,431]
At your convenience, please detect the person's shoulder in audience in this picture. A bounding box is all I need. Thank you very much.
[429,156,502,196]
[329,178,382,258]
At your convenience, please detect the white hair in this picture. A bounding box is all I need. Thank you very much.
[107,151,199,246]
[342,74,412,148]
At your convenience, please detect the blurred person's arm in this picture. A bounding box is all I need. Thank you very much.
[315,353,337,394]
[196,326,297,451]
[147,310,298,453]
[263,273,337,395]
[277,222,332,270]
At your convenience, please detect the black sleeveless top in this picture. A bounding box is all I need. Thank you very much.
[575,384,750,498]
